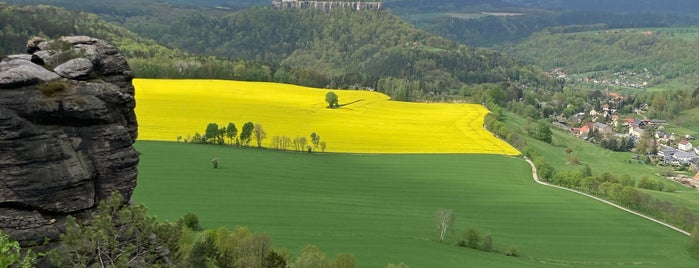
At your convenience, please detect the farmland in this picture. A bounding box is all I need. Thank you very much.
[133,141,697,267]
[133,79,519,155]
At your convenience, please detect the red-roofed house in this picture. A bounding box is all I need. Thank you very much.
[679,138,693,151]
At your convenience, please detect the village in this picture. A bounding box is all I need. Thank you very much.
[547,69,699,189]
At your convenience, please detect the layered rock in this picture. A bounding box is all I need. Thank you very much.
[0,36,138,245]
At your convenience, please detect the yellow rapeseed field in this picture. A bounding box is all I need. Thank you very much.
[133,79,519,155]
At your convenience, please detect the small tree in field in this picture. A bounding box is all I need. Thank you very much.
[240,122,254,146]
[460,227,481,249]
[226,122,238,145]
[310,132,321,150]
[435,209,454,242]
[253,123,267,148]
[205,123,220,144]
[184,213,200,230]
[325,91,339,108]
[482,234,493,252]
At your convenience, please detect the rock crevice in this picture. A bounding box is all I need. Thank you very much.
[0,36,138,246]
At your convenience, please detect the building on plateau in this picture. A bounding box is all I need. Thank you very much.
[272,0,383,11]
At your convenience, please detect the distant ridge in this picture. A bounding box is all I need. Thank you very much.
[272,0,383,11]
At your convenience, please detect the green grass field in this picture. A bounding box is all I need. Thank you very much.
[133,141,697,267]
[501,111,699,215]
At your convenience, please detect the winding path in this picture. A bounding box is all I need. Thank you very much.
[523,157,691,236]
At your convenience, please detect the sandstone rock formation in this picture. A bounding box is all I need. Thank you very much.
[0,36,138,246]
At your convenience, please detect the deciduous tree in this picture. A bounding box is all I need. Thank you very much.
[205,123,220,144]
[435,209,454,241]
[240,122,255,146]
[226,122,238,145]
[253,123,267,148]
[310,132,321,150]
[325,91,339,108]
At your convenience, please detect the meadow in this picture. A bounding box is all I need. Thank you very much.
[133,141,697,267]
[133,79,519,155]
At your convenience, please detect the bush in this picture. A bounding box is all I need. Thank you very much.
[37,80,70,97]
[184,213,200,230]
[482,235,493,252]
[0,231,38,267]
[506,246,519,257]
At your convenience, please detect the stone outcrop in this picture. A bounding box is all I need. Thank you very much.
[0,36,138,246]
[272,0,383,11]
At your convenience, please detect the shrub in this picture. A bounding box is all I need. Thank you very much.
[506,246,519,257]
[37,80,69,97]
[459,227,481,249]
[184,213,200,230]
[0,231,38,267]
[482,235,493,252]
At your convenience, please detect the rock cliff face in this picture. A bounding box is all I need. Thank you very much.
[0,36,138,245]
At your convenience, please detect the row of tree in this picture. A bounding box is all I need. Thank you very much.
[183,122,328,152]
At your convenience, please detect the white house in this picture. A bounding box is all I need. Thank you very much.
[679,139,693,151]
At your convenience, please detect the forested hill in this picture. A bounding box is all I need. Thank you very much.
[503,28,699,90]
[0,2,552,101]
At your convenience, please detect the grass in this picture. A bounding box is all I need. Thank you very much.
[133,141,697,267]
[500,111,699,218]
[133,79,518,155]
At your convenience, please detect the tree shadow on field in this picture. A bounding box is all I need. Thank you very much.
[339,99,364,107]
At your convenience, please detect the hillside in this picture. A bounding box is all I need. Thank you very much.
[133,141,698,267]
[387,0,699,47]
[0,1,552,101]
[503,28,699,91]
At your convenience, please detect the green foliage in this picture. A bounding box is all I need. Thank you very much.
[506,28,699,93]
[51,191,181,267]
[459,227,481,250]
[240,121,255,146]
[385,263,410,268]
[530,120,552,144]
[0,3,542,101]
[183,212,200,230]
[0,231,38,268]
[205,122,222,144]
[325,91,339,109]
[226,122,238,145]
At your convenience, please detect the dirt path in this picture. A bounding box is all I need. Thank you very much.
[523,157,690,237]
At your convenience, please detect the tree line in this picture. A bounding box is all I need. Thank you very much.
[183,122,327,153]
